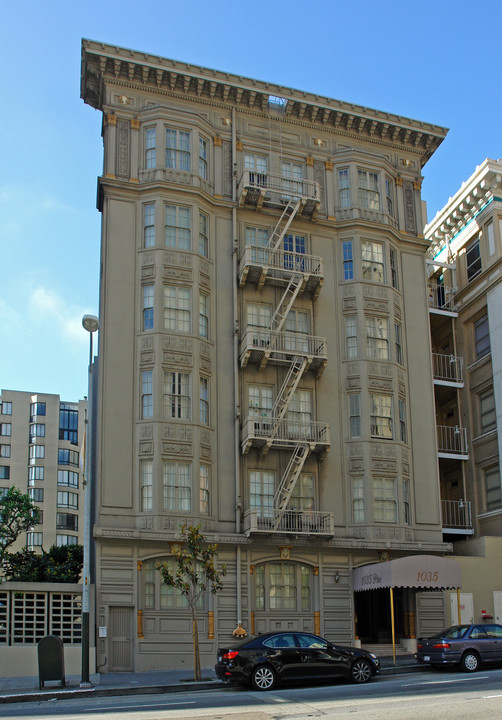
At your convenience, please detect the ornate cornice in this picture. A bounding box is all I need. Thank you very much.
[425,158,502,254]
[81,39,447,167]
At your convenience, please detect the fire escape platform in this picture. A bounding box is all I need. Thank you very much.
[240,330,327,374]
[240,417,330,456]
[239,247,324,297]
[238,171,320,219]
[242,508,334,537]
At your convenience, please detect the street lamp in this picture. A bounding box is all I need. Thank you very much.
[81,314,99,687]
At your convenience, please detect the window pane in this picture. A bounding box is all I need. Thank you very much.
[466,238,482,281]
[370,394,393,438]
[164,372,191,419]
[361,241,384,283]
[475,315,490,359]
[163,462,191,511]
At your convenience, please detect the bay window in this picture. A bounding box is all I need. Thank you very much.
[166,128,190,171]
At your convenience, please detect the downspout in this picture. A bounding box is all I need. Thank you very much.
[231,106,246,637]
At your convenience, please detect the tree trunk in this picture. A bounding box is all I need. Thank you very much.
[192,615,201,681]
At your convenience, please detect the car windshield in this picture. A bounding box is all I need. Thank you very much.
[441,625,470,639]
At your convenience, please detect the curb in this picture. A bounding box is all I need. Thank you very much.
[0,664,430,704]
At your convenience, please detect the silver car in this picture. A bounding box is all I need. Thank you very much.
[417,624,502,672]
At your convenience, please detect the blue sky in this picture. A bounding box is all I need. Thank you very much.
[1,0,501,400]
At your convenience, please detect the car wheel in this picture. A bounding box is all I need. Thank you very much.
[351,658,372,684]
[460,651,479,673]
[251,665,277,691]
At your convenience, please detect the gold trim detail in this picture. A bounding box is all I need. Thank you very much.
[409,611,416,638]
[414,180,422,190]
[137,609,144,639]
[250,610,255,636]
[208,611,215,639]
[130,118,140,130]
[232,623,247,638]
[106,114,117,126]
[313,566,319,576]
[213,136,223,147]
[314,611,320,635]
[279,546,292,560]
[137,560,143,571]
[249,564,255,575]
[396,177,403,186]
[325,161,334,171]
[236,140,243,152]
[306,156,314,167]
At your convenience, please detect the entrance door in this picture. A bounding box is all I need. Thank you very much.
[354,588,405,643]
[493,591,502,623]
[449,593,473,624]
[109,607,134,671]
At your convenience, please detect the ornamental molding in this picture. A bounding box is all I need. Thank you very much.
[92,526,452,553]
[82,40,447,166]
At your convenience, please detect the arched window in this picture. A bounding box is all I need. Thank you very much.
[142,558,205,610]
[254,562,311,612]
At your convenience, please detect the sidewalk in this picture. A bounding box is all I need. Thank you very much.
[0,654,427,704]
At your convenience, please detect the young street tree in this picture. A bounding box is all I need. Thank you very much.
[158,524,226,681]
[0,486,41,576]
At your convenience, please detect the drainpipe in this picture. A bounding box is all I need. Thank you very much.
[231,106,245,637]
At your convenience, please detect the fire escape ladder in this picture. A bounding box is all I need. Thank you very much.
[269,274,304,335]
[268,198,301,252]
[272,356,308,424]
[273,444,311,518]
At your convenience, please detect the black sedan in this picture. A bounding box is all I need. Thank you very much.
[215,631,379,690]
[417,623,502,672]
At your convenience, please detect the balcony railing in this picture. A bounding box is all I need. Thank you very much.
[239,245,324,295]
[441,499,473,532]
[242,508,334,536]
[437,425,468,458]
[241,416,330,454]
[427,283,457,313]
[238,170,320,215]
[432,353,464,385]
[240,328,327,372]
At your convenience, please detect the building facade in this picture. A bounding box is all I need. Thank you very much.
[81,39,453,672]
[0,389,87,553]
[425,159,502,624]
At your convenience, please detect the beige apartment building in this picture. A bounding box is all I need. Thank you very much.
[0,390,90,674]
[0,389,87,552]
[425,159,502,625]
[81,39,455,672]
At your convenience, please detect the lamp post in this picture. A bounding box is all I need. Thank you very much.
[81,314,99,687]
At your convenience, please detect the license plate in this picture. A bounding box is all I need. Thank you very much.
[424,655,430,661]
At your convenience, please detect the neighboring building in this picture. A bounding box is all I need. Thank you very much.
[0,389,87,554]
[81,39,452,672]
[425,159,502,624]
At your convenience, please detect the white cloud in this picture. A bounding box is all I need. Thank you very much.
[0,298,23,334]
[0,183,74,215]
[28,286,92,348]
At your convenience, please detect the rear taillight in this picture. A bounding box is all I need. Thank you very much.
[417,643,423,650]
[433,642,450,649]
[222,650,239,660]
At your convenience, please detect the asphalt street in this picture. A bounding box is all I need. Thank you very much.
[2,668,502,720]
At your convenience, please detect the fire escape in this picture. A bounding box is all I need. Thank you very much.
[238,170,332,536]
[427,253,472,536]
